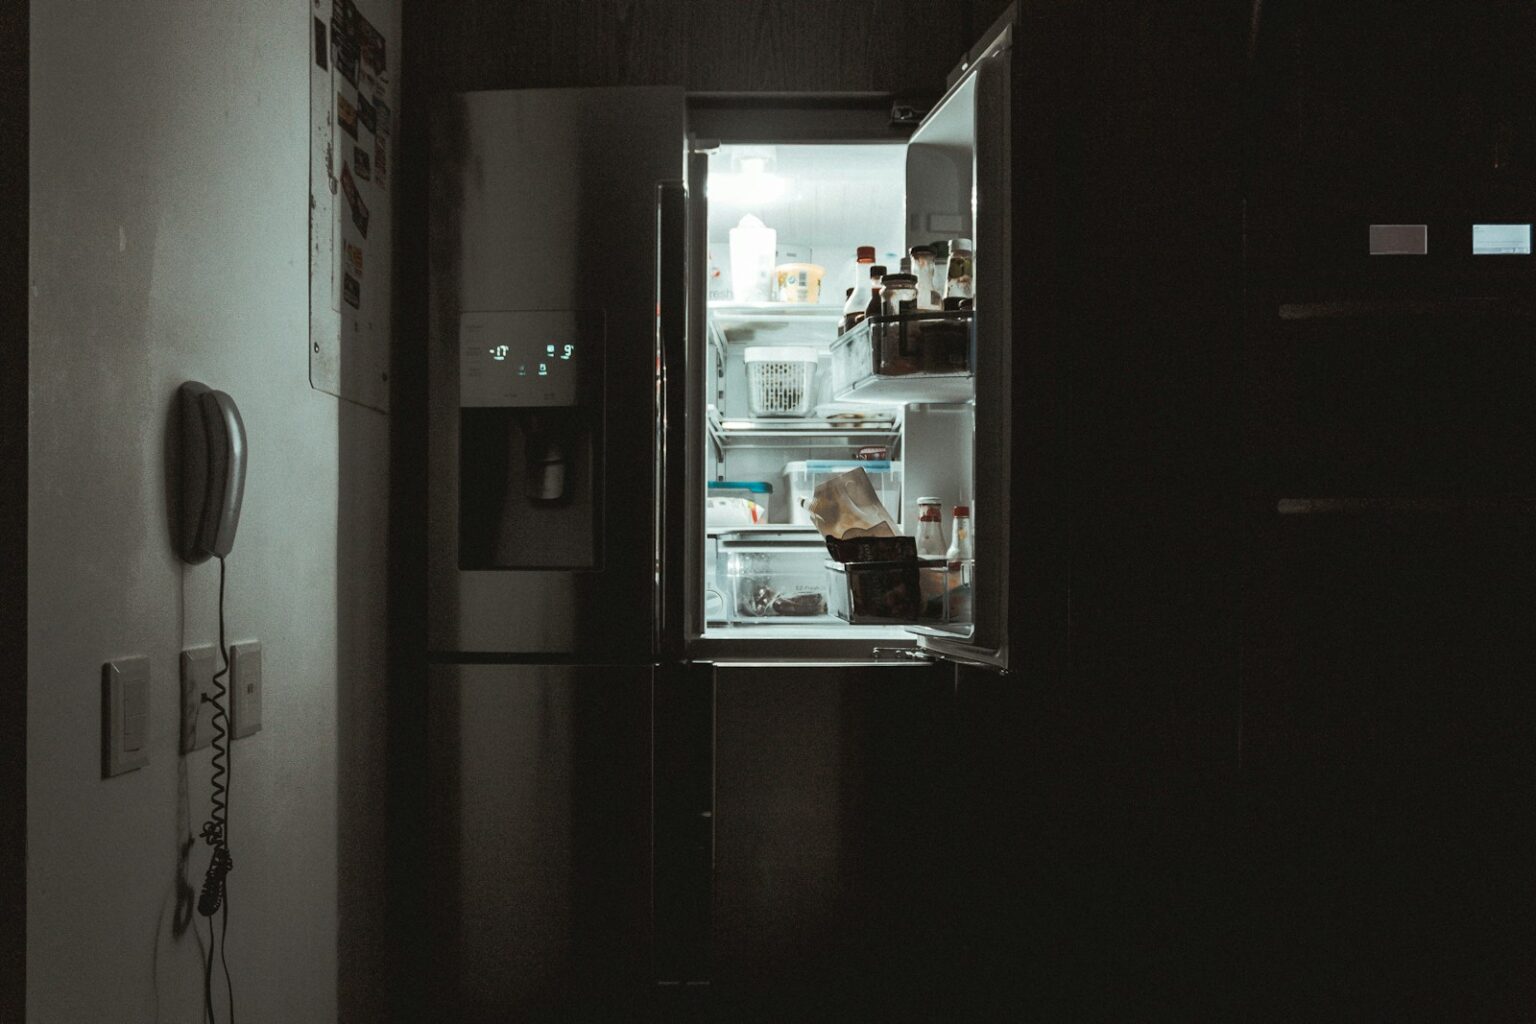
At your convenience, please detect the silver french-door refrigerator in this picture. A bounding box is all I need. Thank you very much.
[423,8,1054,1018]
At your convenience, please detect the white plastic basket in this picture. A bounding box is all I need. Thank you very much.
[744,346,819,418]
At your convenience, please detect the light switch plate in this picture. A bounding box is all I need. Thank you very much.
[103,656,150,777]
[180,645,218,754]
[230,640,262,739]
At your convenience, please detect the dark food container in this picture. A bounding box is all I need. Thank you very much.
[826,559,923,624]
[876,311,973,376]
[824,534,917,563]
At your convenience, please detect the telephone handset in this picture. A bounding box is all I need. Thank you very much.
[177,381,247,564]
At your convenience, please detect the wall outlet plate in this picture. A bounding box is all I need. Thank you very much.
[102,656,150,777]
[180,645,218,754]
[230,640,262,739]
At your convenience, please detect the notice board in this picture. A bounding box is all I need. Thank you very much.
[310,0,397,412]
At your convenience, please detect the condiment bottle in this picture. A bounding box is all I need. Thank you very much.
[841,246,877,333]
[837,288,855,336]
[943,238,974,303]
[915,497,947,558]
[946,504,974,585]
[863,264,887,322]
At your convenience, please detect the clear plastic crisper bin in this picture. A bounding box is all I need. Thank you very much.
[719,534,830,621]
[744,347,819,417]
[784,460,903,526]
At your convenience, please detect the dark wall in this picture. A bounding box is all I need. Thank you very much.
[407,0,1011,94]
[1,0,26,1017]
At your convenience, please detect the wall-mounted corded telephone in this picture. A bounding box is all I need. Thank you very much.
[175,380,246,1023]
[177,381,247,564]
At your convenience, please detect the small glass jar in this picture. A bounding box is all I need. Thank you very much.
[943,238,974,303]
[877,273,921,375]
[909,246,940,310]
[879,273,919,316]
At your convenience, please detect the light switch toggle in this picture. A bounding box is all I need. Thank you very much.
[103,656,151,777]
[231,640,262,739]
[180,645,218,754]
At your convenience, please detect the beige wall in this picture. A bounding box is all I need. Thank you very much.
[28,1,390,1021]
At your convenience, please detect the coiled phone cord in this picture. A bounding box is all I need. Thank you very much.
[198,555,235,1024]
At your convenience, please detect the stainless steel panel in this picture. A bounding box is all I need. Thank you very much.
[684,150,710,647]
[654,181,688,658]
[429,88,685,654]
[426,663,652,1022]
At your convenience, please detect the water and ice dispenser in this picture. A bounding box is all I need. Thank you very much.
[457,310,603,571]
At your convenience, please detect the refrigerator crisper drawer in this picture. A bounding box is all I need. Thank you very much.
[719,533,831,622]
[830,311,975,404]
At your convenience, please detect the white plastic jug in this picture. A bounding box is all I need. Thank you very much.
[728,214,776,303]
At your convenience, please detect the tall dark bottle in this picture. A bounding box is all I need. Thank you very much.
[863,264,887,322]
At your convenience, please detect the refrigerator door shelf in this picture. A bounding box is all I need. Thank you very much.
[829,311,976,405]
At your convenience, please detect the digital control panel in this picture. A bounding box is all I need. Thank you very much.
[459,310,595,407]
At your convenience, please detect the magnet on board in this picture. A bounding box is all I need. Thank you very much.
[337,92,358,139]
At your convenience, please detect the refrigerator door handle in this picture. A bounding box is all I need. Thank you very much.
[654,180,689,660]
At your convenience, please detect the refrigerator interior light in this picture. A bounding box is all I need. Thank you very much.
[708,156,788,206]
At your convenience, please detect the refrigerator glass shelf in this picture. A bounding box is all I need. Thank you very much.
[834,374,976,405]
[700,623,915,642]
[907,622,977,641]
[706,523,819,535]
[709,301,844,321]
[706,409,899,442]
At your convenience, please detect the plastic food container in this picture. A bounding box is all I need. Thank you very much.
[773,262,825,303]
[729,214,776,303]
[745,347,819,417]
[783,459,902,526]
[707,480,774,521]
[719,533,830,621]
[825,560,922,624]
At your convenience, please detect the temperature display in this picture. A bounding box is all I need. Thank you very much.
[459,311,586,407]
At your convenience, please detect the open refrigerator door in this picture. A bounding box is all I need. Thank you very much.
[689,16,1019,673]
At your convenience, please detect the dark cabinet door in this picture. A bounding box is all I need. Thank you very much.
[1238,507,1536,1020]
[709,664,959,1022]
